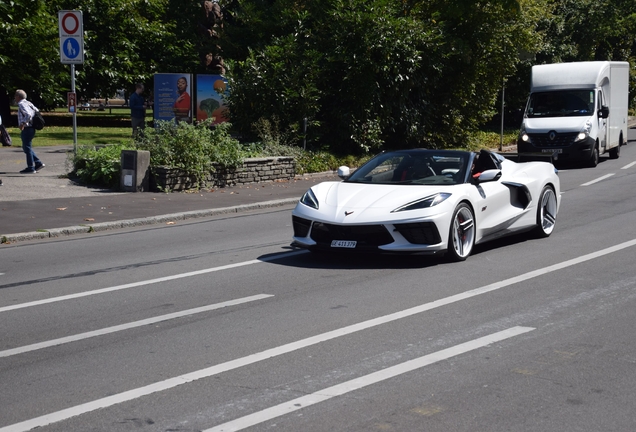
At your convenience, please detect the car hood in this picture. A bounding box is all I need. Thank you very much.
[522,116,591,133]
[303,181,458,224]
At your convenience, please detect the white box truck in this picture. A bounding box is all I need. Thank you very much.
[517,61,629,167]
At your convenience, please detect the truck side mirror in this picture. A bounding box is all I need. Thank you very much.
[598,106,609,119]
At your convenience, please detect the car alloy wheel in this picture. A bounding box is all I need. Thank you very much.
[447,203,475,261]
[535,186,557,238]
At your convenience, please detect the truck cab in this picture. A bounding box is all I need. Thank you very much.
[517,61,629,167]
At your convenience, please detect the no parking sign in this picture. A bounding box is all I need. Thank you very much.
[58,10,84,64]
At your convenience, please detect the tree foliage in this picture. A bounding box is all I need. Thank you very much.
[226,0,555,151]
[0,0,634,148]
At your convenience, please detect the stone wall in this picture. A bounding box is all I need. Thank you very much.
[151,157,296,191]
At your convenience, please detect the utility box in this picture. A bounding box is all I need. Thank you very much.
[120,150,150,192]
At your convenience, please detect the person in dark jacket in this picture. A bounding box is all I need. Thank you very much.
[129,83,146,137]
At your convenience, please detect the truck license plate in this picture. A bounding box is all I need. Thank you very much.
[542,148,562,153]
[331,240,357,248]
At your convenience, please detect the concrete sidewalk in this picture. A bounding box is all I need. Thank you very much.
[0,145,336,243]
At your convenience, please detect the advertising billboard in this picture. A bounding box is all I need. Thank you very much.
[195,74,229,125]
[153,73,193,123]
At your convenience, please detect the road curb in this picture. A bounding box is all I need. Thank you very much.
[1,197,300,244]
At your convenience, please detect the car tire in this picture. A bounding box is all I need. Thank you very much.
[534,185,557,238]
[446,202,475,262]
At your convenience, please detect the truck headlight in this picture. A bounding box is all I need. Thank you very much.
[575,132,588,142]
[520,131,530,142]
[574,121,592,142]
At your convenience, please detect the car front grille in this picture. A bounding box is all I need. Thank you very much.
[393,222,441,245]
[310,222,394,248]
[528,132,578,148]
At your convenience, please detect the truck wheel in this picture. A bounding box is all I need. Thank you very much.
[609,136,623,159]
[587,145,599,167]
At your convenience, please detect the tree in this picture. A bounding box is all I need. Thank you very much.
[0,0,62,121]
[0,0,203,120]
[226,0,550,152]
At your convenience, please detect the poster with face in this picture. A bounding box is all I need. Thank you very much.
[195,74,229,124]
[153,73,193,123]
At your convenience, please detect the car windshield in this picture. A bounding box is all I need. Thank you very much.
[345,150,470,185]
[526,90,595,118]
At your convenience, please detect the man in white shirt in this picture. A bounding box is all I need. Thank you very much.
[15,89,45,174]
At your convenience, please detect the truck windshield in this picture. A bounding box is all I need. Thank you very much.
[526,90,595,118]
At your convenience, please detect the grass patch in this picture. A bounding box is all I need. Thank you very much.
[3,126,134,147]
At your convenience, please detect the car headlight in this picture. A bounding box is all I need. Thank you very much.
[300,188,319,209]
[392,193,451,212]
[520,131,530,142]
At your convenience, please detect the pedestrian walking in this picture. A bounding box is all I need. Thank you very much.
[15,89,44,174]
[129,83,146,138]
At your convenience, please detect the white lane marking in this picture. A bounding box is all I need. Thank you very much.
[621,161,636,170]
[3,239,636,432]
[0,294,273,359]
[203,326,535,432]
[580,173,615,186]
[0,250,305,314]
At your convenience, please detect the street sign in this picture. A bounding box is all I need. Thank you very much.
[68,92,77,113]
[58,10,84,64]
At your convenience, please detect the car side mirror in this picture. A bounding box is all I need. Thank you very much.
[337,166,350,180]
[598,106,609,119]
[475,169,502,183]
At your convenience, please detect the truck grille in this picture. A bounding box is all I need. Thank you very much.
[528,132,578,148]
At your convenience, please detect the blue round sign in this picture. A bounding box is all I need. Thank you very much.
[62,37,80,59]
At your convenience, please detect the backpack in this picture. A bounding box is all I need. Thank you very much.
[32,109,45,130]
[28,101,45,130]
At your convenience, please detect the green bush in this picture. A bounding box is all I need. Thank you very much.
[70,144,129,188]
[134,120,243,188]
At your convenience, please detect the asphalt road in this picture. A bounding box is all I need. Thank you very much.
[1,127,636,431]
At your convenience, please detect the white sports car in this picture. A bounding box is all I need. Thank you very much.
[291,149,560,261]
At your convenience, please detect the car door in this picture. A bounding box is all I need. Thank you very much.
[469,152,525,240]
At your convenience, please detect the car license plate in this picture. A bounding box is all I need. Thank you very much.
[542,149,562,153]
[331,240,357,248]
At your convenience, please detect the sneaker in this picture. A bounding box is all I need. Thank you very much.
[35,163,45,171]
[19,168,36,174]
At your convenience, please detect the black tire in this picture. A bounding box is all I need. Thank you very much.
[609,136,622,159]
[534,186,557,238]
[446,203,475,262]
[587,145,599,167]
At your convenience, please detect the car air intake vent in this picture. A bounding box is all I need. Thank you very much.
[393,222,441,245]
[528,132,578,148]
[292,216,312,237]
[310,223,393,247]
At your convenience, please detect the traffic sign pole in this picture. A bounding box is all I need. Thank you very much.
[59,10,83,153]
[72,64,77,153]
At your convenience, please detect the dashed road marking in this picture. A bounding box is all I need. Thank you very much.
[0,294,274,358]
[581,173,615,186]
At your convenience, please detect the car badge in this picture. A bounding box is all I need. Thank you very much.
[344,211,354,216]
[549,131,556,141]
